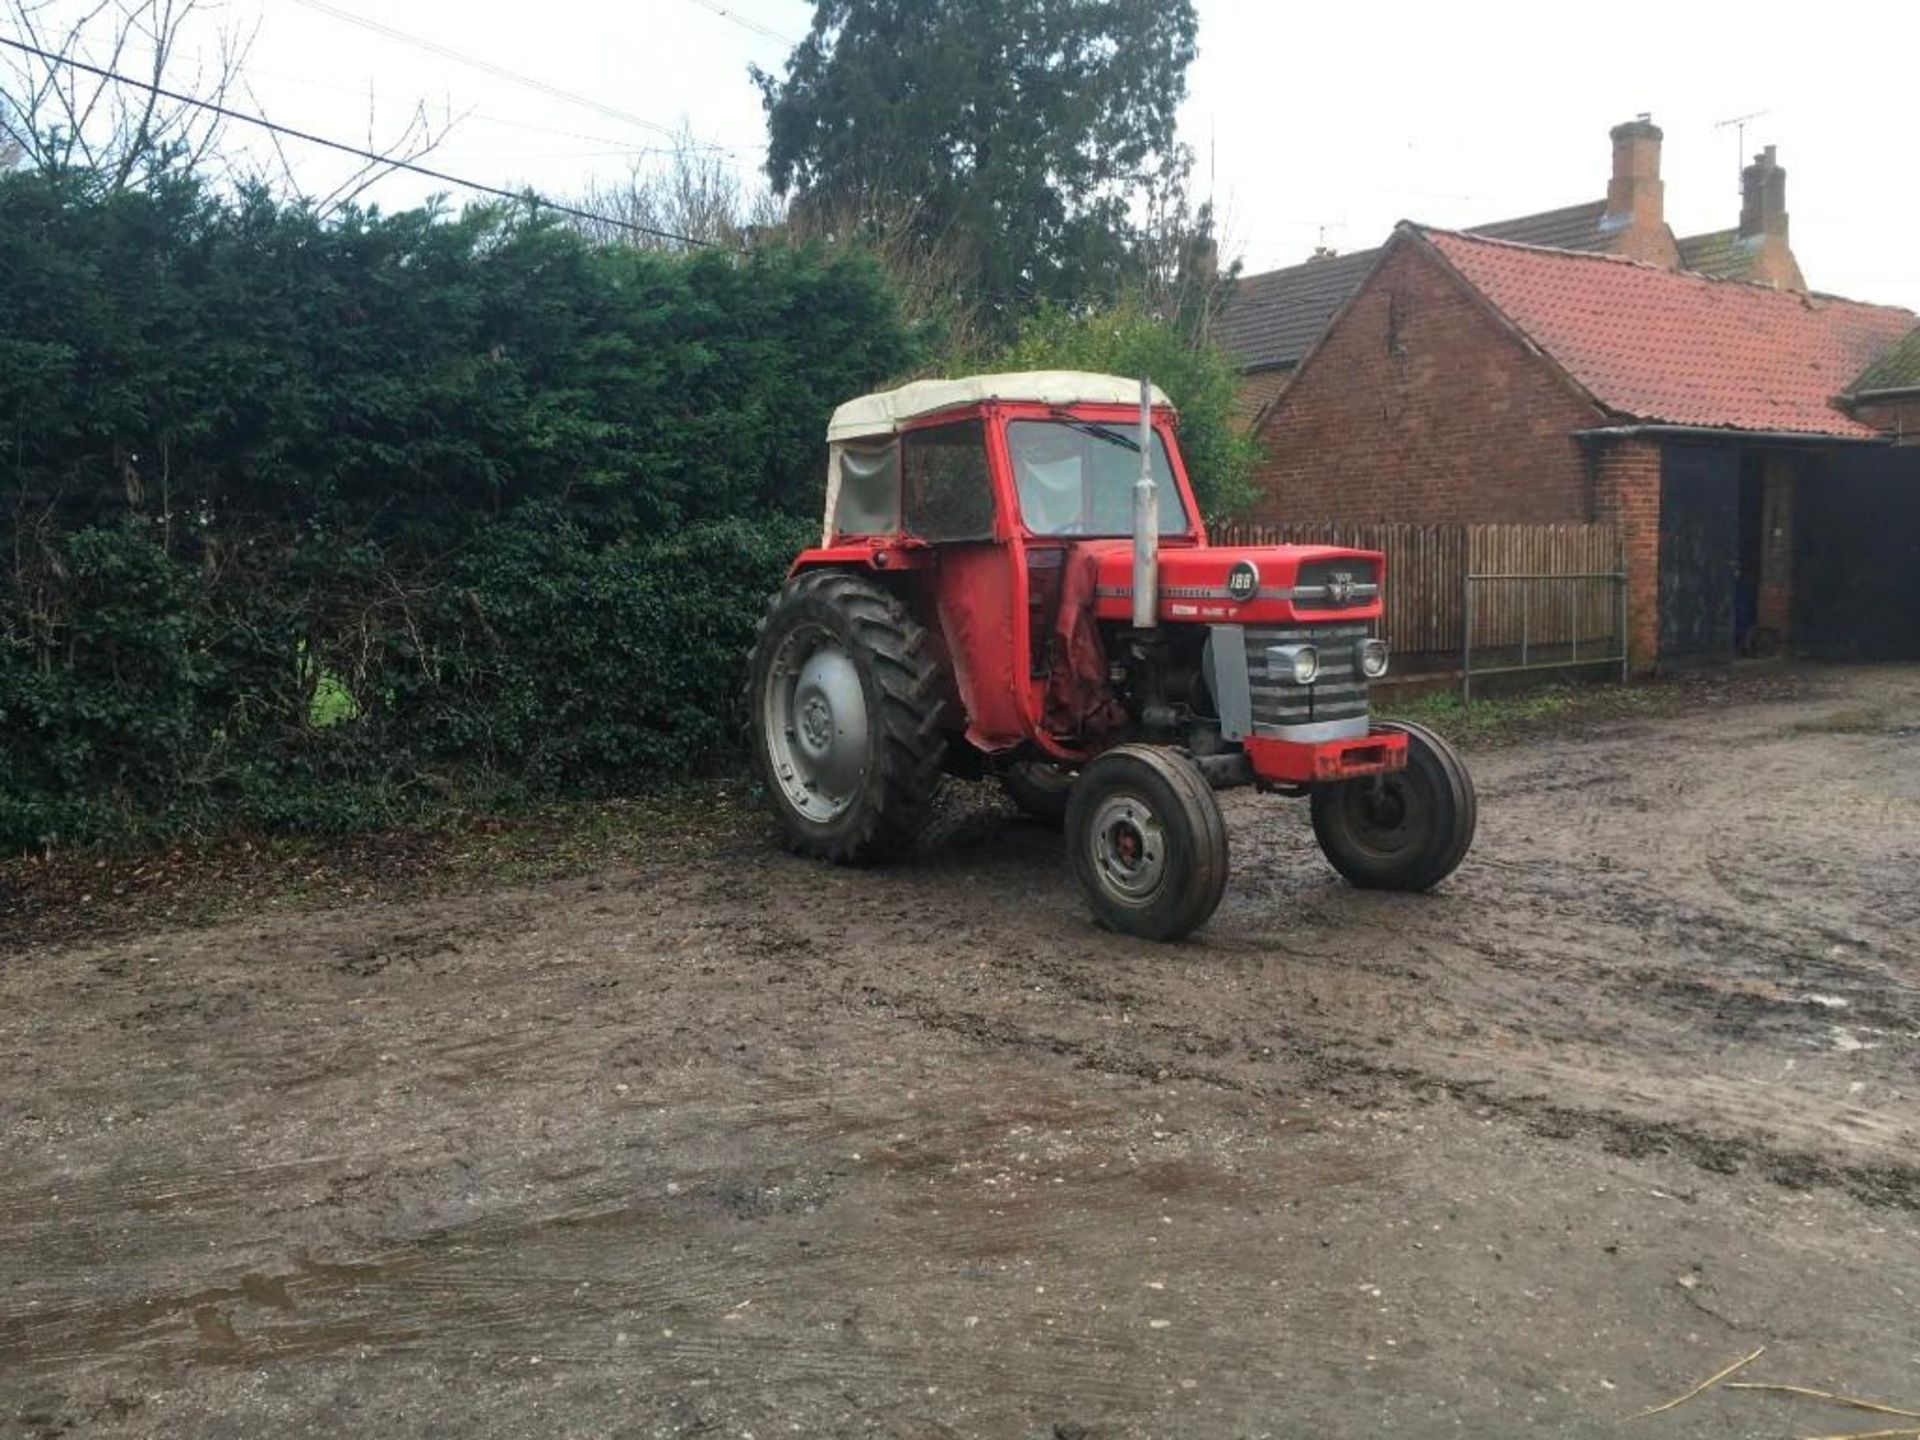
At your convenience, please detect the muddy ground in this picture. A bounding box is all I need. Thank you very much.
[3,664,1918,1439]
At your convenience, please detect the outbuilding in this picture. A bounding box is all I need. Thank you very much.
[1241,224,1919,669]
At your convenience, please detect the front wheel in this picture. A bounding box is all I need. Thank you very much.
[1066,745,1229,942]
[1310,720,1476,891]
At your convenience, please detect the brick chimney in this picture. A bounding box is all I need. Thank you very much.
[1735,145,1805,291]
[1739,145,1788,241]
[1601,115,1681,269]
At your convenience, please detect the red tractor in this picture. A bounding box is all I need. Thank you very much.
[746,372,1475,940]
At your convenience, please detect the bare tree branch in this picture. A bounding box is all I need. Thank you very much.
[239,76,300,195]
[313,91,452,215]
[0,0,253,186]
[570,126,776,252]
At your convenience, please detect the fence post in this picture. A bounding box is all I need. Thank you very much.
[1571,579,1580,668]
[1618,568,1630,686]
[1462,570,1474,704]
[1521,580,1530,669]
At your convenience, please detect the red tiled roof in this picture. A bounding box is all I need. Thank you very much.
[1418,226,1916,439]
[1219,201,1628,372]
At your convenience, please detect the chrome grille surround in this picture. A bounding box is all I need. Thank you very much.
[1243,621,1372,738]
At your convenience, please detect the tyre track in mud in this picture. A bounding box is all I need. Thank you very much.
[743,667,1920,1210]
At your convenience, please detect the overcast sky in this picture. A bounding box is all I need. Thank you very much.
[49,0,1920,311]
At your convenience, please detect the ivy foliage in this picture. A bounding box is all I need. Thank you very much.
[0,168,913,850]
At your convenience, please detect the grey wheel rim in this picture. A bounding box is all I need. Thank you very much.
[763,622,869,823]
[1087,790,1168,905]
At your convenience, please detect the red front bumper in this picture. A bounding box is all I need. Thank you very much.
[1244,729,1408,785]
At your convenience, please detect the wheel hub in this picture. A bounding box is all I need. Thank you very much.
[1339,772,1427,858]
[762,626,869,822]
[1088,792,1167,903]
[799,693,834,752]
[1362,779,1409,830]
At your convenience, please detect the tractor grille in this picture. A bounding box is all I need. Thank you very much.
[1245,622,1372,732]
[1293,558,1379,609]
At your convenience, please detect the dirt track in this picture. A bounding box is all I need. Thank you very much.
[4,665,1918,1438]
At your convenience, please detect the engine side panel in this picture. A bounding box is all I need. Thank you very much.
[929,543,1027,751]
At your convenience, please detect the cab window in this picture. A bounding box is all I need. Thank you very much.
[830,439,901,537]
[903,419,994,541]
[1006,419,1191,537]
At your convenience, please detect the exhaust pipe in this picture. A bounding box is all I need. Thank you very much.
[1131,375,1158,631]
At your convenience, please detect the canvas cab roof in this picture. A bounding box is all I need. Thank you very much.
[826,371,1172,443]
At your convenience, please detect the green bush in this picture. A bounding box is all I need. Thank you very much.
[992,302,1260,520]
[0,167,911,851]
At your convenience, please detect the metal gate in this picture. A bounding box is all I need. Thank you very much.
[1462,570,1628,702]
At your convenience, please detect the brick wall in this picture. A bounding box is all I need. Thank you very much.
[1588,439,1662,672]
[1247,239,1606,526]
[1232,366,1294,431]
[1756,453,1797,641]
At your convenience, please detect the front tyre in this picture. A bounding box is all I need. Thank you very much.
[746,571,946,864]
[1310,720,1476,891]
[1066,745,1229,942]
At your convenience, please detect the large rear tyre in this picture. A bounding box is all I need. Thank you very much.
[746,571,946,864]
[1066,745,1229,942]
[1000,761,1075,828]
[1310,720,1476,891]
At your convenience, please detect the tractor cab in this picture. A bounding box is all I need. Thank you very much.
[747,372,1476,940]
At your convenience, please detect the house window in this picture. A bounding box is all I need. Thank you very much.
[903,419,994,541]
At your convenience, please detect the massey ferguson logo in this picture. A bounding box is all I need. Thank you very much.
[1225,561,1260,602]
[1326,571,1357,605]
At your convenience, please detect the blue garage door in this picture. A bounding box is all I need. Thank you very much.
[1795,449,1920,659]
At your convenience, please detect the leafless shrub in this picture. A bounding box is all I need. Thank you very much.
[0,0,254,186]
[1133,154,1237,344]
[1,0,454,204]
[783,188,990,360]
[239,75,455,217]
[572,127,783,252]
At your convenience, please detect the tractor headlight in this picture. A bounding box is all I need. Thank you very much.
[1268,643,1320,685]
[1357,638,1390,679]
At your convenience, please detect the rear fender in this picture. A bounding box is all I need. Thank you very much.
[789,541,935,579]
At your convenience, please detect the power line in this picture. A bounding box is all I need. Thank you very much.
[680,0,799,49]
[235,60,764,157]
[0,36,729,250]
[282,0,738,155]
[0,38,1058,312]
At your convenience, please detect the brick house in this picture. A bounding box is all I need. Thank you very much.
[1219,117,1809,425]
[1221,119,1920,670]
[1243,225,1917,669]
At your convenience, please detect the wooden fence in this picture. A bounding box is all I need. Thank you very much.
[1211,521,1625,673]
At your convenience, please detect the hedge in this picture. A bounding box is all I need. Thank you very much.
[0,168,915,850]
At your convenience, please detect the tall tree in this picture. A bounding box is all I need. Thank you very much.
[753,0,1200,328]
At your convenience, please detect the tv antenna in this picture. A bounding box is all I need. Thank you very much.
[1714,109,1771,192]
